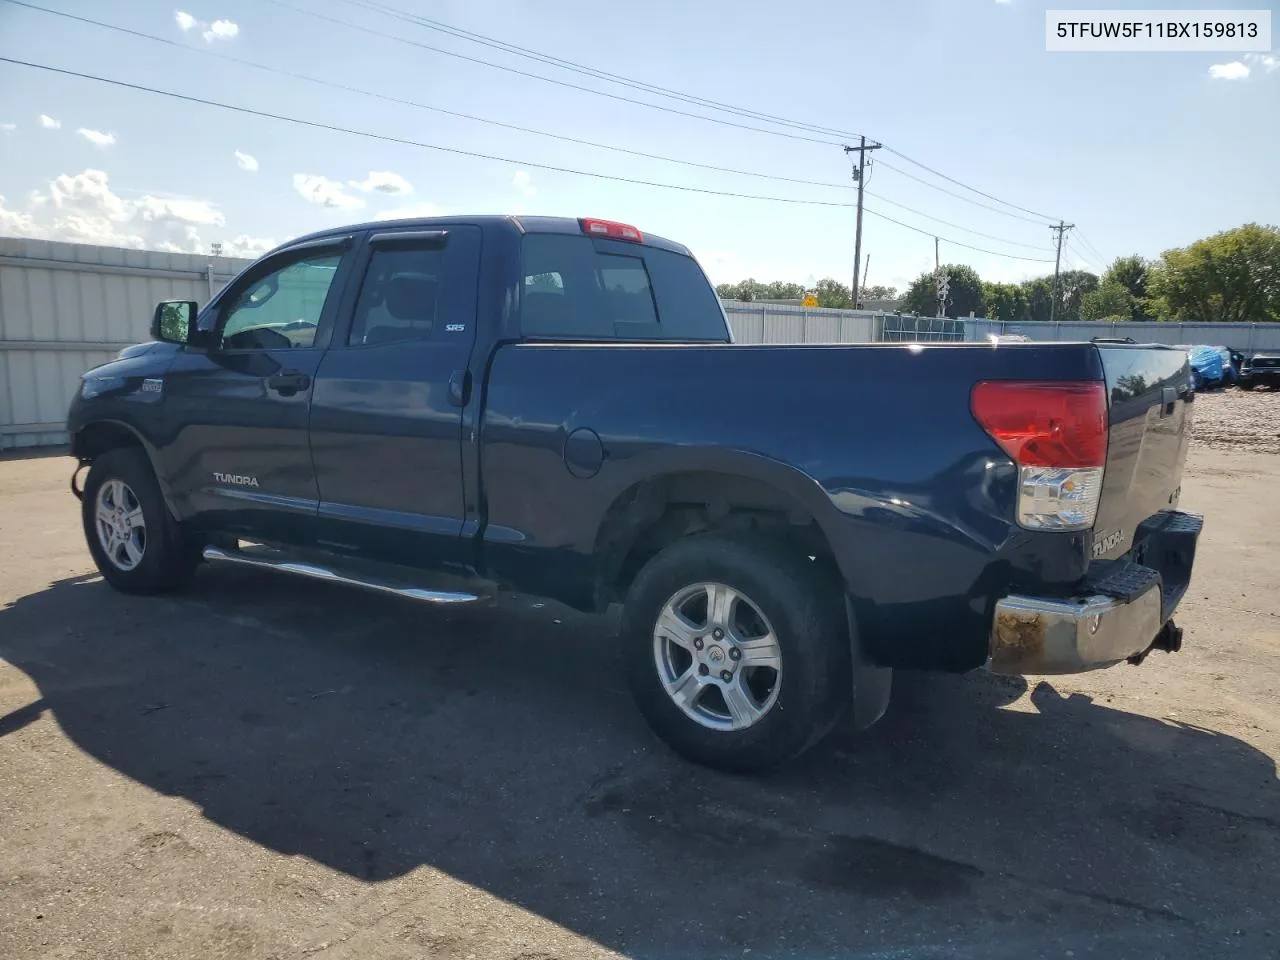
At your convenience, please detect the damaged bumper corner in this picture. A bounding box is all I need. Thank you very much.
[988,510,1202,675]
[988,586,1165,674]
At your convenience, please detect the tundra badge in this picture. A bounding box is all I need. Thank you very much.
[213,472,260,488]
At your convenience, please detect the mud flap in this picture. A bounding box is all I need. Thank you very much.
[846,594,892,730]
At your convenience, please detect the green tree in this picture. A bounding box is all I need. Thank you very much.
[1146,223,1280,322]
[982,281,1028,323]
[1103,255,1151,319]
[1021,278,1054,322]
[860,284,899,301]
[1055,269,1100,322]
[901,264,985,318]
[1080,280,1136,321]
[813,277,852,309]
[762,280,806,300]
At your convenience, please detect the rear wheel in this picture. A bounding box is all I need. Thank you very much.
[82,447,200,594]
[623,534,850,772]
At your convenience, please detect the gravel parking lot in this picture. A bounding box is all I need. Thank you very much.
[2,389,1278,960]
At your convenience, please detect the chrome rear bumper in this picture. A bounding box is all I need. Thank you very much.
[988,511,1202,675]
[989,586,1164,674]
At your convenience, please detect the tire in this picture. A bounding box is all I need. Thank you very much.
[82,447,200,594]
[622,533,851,773]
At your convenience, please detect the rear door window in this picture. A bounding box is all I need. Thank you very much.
[519,234,726,341]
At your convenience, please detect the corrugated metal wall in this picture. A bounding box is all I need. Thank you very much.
[968,318,1280,351]
[722,302,882,344]
[0,237,252,449]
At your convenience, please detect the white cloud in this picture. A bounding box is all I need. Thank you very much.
[176,11,239,42]
[38,114,60,129]
[292,173,364,211]
[511,170,536,198]
[9,169,238,254]
[77,128,117,148]
[0,195,38,235]
[1209,61,1250,80]
[234,149,259,172]
[348,170,413,195]
[204,19,238,42]
[0,122,14,133]
[374,201,443,221]
[1244,52,1279,73]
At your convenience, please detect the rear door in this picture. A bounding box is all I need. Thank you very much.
[161,237,355,544]
[307,225,482,569]
[1091,344,1193,560]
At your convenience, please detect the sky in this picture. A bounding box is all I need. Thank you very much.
[0,0,1278,295]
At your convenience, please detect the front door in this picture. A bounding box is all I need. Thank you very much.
[308,225,481,571]
[160,237,357,545]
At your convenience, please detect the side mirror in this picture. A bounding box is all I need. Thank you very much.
[151,300,198,344]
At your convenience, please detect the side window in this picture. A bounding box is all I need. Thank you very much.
[220,253,342,350]
[349,245,446,346]
[518,234,727,341]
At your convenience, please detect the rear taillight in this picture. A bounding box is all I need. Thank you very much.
[971,380,1108,531]
[579,217,643,242]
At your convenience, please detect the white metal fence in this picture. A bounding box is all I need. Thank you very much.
[0,237,252,448]
[4,236,1280,450]
[967,318,1280,351]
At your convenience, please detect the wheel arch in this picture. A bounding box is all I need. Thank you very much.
[71,419,177,516]
[590,449,853,608]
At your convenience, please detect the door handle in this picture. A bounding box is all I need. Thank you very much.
[448,369,471,407]
[266,371,311,396]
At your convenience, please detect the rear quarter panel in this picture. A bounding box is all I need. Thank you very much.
[479,341,1105,671]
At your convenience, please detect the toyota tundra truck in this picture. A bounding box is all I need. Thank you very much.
[65,215,1202,771]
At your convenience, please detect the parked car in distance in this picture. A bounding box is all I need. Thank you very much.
[1186,345,1227,389]
[1241,351,1280,389]
[65,214,1204,772]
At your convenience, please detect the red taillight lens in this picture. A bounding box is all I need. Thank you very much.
[579,217,643,242]
[970,381,1108,468]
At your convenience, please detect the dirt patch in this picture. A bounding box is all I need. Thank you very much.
[1190,388,1280,455]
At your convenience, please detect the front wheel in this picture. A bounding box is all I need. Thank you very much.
[81,447,200,594]
[623,534,851,772]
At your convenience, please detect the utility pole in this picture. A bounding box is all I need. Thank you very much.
[1049,220,1075,323]
[843,137,881,309]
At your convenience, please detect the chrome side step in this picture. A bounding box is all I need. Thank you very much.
[201,545,483,605]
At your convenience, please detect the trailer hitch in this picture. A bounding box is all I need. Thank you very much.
[1128,620,1183,666]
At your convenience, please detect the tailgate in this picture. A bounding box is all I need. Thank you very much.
[1091,345,1193,561]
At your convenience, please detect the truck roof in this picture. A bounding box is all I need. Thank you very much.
[275,215,693,258]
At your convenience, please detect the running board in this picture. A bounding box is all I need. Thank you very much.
[201,545,484,605]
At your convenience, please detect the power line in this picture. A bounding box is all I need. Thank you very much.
[0,56,1061,264]
[343,0,862,141]
[4,2,1056,254]
[338,0,1065,227]
[883,147,1061,223]
[256,0,846,147]
[3,0,854,191]
[874,159,1053,226]
[0,56,848,205]
[864,191,1055,251]
[1073,228,1110,267]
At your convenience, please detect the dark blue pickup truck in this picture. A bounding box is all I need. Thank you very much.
[66,215,1202,771]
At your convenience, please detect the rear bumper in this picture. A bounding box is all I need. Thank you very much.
[1241,369,1280,386]
[988,511,1203,675]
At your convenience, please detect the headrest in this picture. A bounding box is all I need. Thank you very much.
[384,275,438,321]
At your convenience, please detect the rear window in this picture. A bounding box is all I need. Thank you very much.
[519,234,727,341]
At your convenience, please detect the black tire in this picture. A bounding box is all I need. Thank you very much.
[623,533,851,773]
[81,447,200,594]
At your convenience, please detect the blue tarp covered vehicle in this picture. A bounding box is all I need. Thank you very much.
[1187,345,1225,389]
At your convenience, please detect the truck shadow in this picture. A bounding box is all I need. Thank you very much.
[2,570,1278,955]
